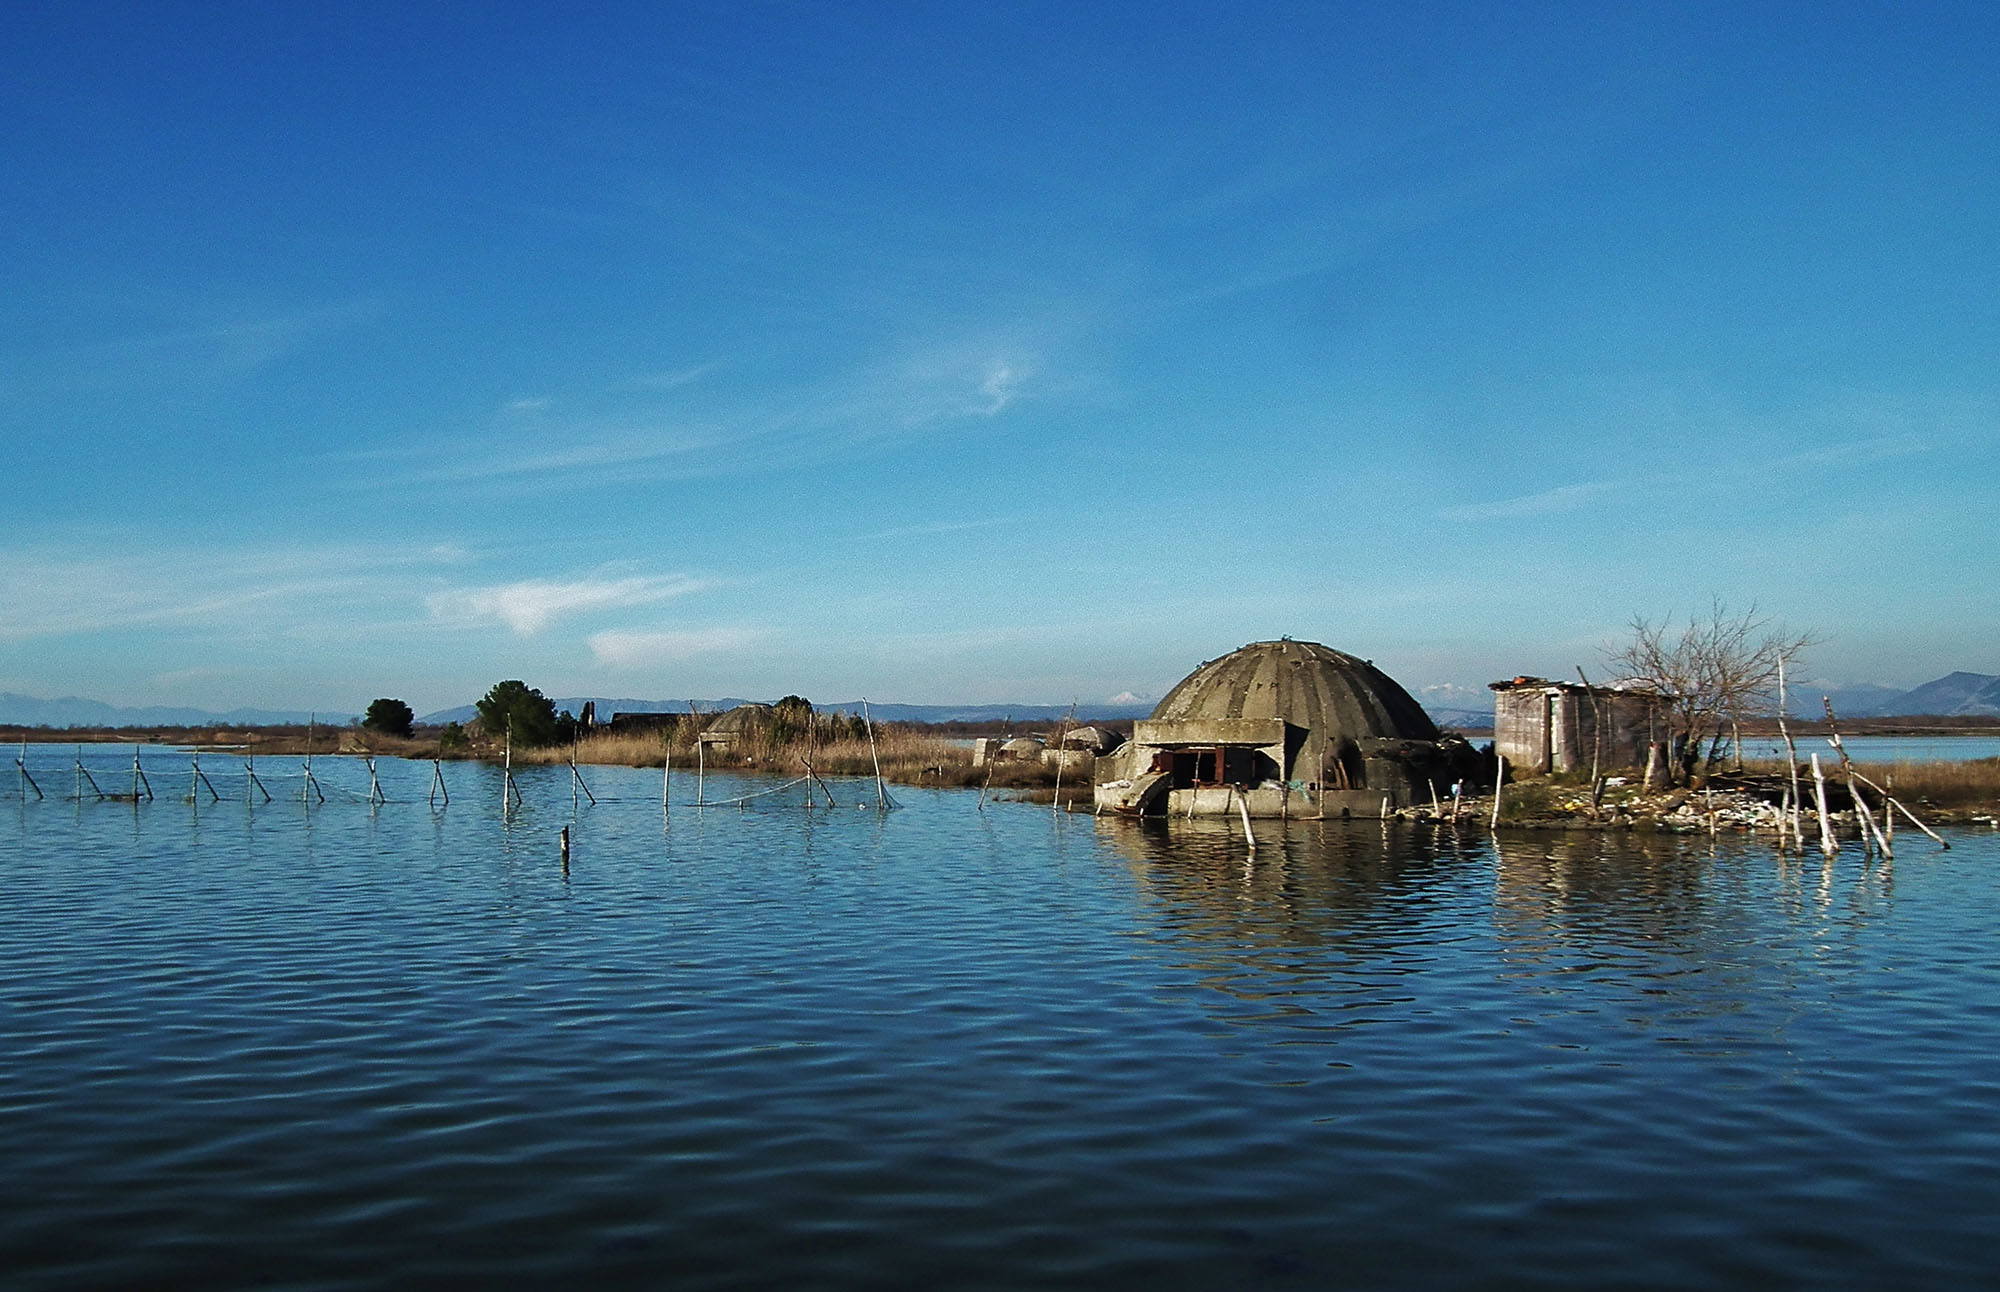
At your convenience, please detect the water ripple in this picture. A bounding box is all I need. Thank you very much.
[6,755,2000,1288]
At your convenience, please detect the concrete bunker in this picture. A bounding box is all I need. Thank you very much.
[1095,639,1472,819]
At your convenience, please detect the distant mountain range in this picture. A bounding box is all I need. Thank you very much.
[0,692,349,729]
[6,672,1997,731]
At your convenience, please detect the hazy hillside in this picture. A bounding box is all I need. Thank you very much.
[0,692,347,728]
[1887,672,2000,717]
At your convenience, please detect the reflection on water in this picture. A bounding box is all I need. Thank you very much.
[5,753,2000,1290]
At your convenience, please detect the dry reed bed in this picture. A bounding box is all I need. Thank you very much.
[501,727,1073,792]
[1739,756,2000,811]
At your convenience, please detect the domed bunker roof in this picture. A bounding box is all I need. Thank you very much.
[1151,640,1437,780]
[704,702,775,735]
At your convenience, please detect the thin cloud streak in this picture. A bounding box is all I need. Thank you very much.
[1444,481,1621,522]
[427,574,715,635]
[0,542,463,642]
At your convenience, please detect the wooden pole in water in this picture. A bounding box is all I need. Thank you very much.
[862,698,887,811]
[560,825,570,874]
[1051,699,1077,817]
[1849,769,1949,850]
[977,715,1007,812]
[1232,783,1257,851]
[1824,700,1891,859]
[693,703,705,808]
[303,714,324,804]
[75,746,103,801]
[662,741,670,816]
[1490,754,1506,829]
[429,758,448,808]
[367,756,385,806]
[17,736,42,801]
[188,751,219,803]
[1576,666,1605,810]
[1777,660,1804,853]
[246,752,271,804]
[1810,753,1838,858]
[503,716,522,810]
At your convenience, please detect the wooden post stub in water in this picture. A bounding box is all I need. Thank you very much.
[560,826,570,872]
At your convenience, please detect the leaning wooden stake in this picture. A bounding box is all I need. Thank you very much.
[1576,666,1606,809]
[1051,699,1077,817]
[17,736,42,800]
[976,715,1008,812]
[694,705,706,807]
[366,756,386,806]
[1850,769,1950,850]
[861,698,890,811]
[303,714,325,804]
[502,717,522,810]
[75,747,104,801]
[1810,753,1838,858]
[1490,754,1506,829]
[187,752,219,803]
[245,752,271,803]
[1234,784,1257,851]
[1824,699,1891,859]
[1777,659,1804,852]
[428,758,448,808]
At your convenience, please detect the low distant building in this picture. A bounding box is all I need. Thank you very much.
[1488,677,1671,775]
[607,711,680,734]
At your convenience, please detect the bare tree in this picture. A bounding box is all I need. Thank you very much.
[1606,599,1814,785]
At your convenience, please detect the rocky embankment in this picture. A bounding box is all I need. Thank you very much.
[1471,776,1995,834]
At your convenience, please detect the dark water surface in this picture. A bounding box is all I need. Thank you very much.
[6,751,2000,1290]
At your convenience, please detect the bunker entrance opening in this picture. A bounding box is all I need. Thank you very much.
[1159,746,1277,788]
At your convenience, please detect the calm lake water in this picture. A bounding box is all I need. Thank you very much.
[7,749,2000,1290]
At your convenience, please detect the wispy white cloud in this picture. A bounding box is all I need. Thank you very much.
[0,541,460,642]
[622,363,719,391]
[6,299,385,393]
[1764,434,1929,472]
[589,626,769,668]
[427,573,714,635]
[400,426,729,485]
[1444,481,1620,522]
[375,343,1039,490]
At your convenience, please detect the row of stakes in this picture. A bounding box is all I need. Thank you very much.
[14,738,440,808]
[12,736,861,819]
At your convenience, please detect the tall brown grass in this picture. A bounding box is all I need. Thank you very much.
[1742,757,2000,811]
[501,723,1068,791]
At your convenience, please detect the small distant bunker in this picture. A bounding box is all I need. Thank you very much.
[1096,639,1468,818]
[699,702,778,750]
[972,735,1044,768]
[1489,677,1670,774]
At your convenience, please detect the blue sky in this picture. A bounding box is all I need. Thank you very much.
[3,1,1994,715]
